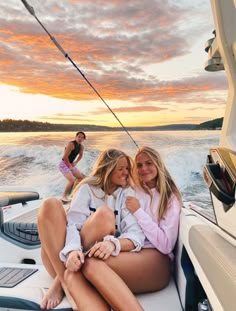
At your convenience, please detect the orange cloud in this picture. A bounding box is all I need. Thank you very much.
[0,0,228,125]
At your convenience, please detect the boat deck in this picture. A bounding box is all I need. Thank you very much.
[0,203,183,310]
[0,263,182,311]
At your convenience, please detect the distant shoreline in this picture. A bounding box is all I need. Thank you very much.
[0,118,223,132]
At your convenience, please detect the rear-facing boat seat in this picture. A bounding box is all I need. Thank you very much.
[0,191,40,249]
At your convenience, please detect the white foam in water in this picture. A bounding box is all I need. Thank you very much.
[0,131,220,207]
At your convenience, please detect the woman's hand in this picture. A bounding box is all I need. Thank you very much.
[126,196,140,213]
[66,250,85,272]
[87,241,115,260]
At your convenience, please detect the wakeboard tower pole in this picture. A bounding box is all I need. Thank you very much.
[20,0,139,149]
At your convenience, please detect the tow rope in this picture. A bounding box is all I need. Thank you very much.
[21,0,139,148]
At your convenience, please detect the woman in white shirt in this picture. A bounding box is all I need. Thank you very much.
[38,148,145,311]
[81,146,182,305]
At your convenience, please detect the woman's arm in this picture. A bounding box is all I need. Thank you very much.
[118,188,145,251]
[59,184,91,262]
[119,238,137,251]
[87,236,136,260]
[133,195,181,254]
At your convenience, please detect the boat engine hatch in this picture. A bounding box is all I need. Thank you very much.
[203,148,236,238]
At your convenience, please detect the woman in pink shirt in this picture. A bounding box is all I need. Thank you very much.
[84,146,182,295]
[128,145,181,260]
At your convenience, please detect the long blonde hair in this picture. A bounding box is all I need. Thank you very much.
[133,146,182,220]
[74,148,133,194]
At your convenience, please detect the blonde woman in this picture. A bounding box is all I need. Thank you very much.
[38,149,145,311]
[84,146,182,295]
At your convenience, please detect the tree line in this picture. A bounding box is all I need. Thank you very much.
[0,118,223,132]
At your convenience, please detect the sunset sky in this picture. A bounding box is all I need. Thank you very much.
[0,0,228,127]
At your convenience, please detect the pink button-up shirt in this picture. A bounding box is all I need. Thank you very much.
[134,188,181,259]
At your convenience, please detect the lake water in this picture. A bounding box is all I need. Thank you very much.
[0,130,220,210]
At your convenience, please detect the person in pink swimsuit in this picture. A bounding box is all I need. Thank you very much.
[59,131,86,202]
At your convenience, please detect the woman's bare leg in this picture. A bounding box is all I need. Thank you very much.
[80,206,116,249]
[78,205,145,311]
[62,172,75,200]
[107,248,171,293]
[62,206,116,310]
[64,269,110,311]
[37,197,69,309]
[40,247,65,309]
[41,246,56,278]
[82,249,170,311]
[39,203,116,310]
[83,258,143,311]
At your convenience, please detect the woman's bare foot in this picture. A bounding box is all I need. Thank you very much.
[40,277,64,310]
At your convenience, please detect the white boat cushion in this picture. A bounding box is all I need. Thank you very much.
[0,264,182,310]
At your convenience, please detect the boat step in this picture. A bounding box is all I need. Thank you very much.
[0,267,38,288]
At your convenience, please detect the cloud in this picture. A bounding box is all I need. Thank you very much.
[0,0,227,123]
[94,105,166,114]
[41,114,93,123]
